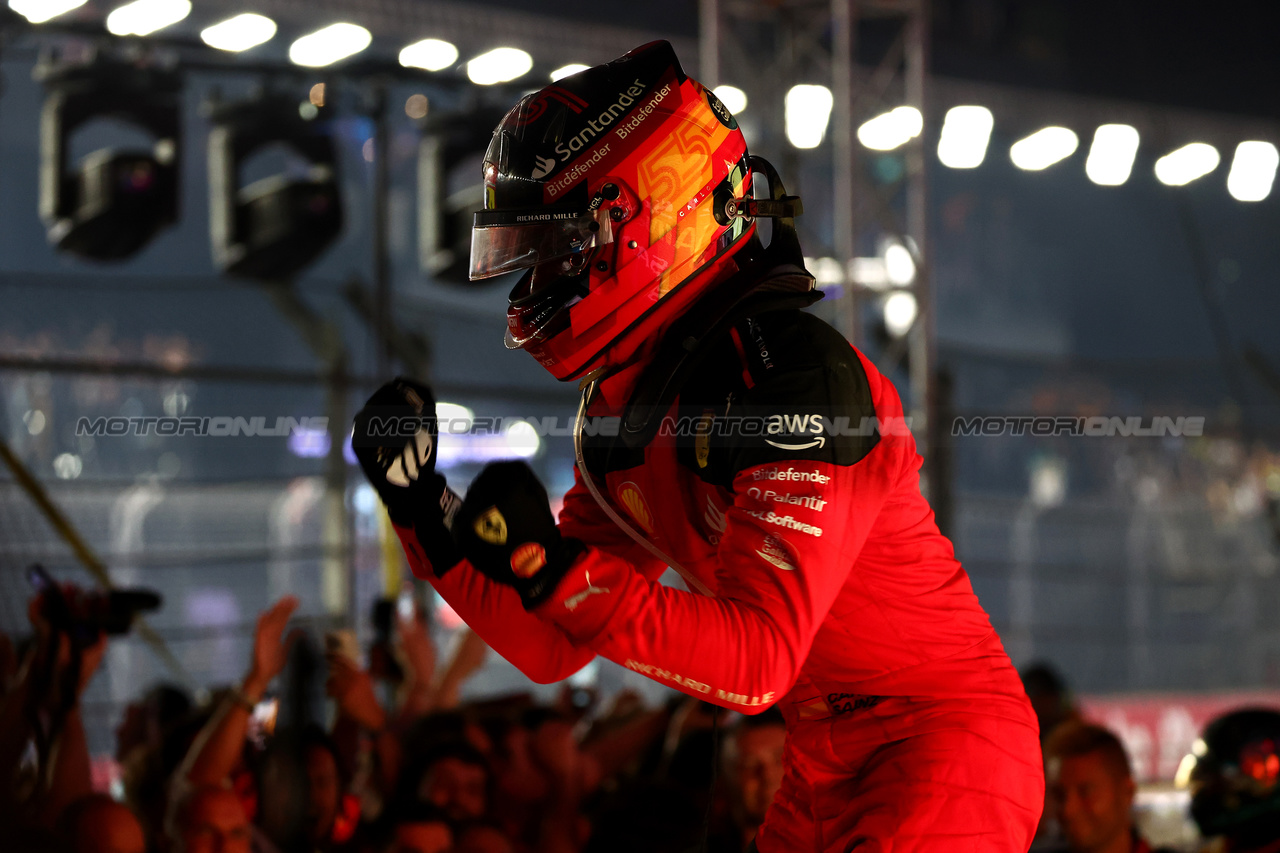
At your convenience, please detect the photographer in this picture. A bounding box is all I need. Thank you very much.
[0,586,109,831]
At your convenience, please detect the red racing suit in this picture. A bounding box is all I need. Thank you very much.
[395,283,1044,851]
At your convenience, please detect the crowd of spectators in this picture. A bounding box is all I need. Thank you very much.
[4,581,1276,853]
[0,587,789,853]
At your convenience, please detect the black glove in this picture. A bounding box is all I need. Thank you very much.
[452,461,585,609]
[351,377,462,574]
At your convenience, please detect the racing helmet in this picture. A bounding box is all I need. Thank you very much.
[1176,707,1280,847]
[469,41,760,381]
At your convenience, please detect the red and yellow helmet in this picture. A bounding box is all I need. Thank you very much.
[469,41,758,381]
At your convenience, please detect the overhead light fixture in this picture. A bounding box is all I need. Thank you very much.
[856,106,923,152]
[1226,141,1279,202]
[36,55,181,260]
[1009,126,1078,171]
[1154,142,1220,186]
[9,0,87,24]
[882,292,918,338]
[466,47,532,85]
[712,85,747,115]
[784,84,833,149]
[200,13,276,52]
[1085,124,1140,186]
[207,91,343,280]
[883,241,916,286]
[937,106,993,169]
[550,63,590,82]
[105,0,190,36]
[400,38,458,71]
[288,23,372,68]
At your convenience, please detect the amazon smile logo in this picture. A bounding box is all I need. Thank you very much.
[764,413,827,451]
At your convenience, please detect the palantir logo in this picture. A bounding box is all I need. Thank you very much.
[531,155,557,180]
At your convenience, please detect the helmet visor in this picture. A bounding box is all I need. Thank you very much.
[469,208,612,281]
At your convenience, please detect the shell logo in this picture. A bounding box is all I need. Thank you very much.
[617,481,655,535]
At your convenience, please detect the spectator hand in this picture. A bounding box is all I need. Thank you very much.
[395,606,436,688]
[451,461,585,609]
[243,596,301,701]
[351,378,463,575]
[326,655,386,732]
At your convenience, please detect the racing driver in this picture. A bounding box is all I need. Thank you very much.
[353,41,1043,851]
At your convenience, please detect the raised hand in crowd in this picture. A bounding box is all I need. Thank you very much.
[181,595,300,788]
[394,604,437,720]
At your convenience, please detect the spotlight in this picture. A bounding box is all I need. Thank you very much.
[200,13,277,52]
[36,55,181,261]
[9,0,87,24]
[465,47,532,85]
[1226,141,1278,201]
[288,23,371,68]
[1009,126,1078,171]
[882,291,918,338]
[785,84,833,148]
[207,91,343,280]
[105,0,190,37]
[937,106,993,169]
[1085,124,1139,186]
[400,38,458,71]
[856,106,923,151]
[1154,142,1220,187]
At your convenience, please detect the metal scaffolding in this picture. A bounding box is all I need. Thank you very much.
[699,0,935,482]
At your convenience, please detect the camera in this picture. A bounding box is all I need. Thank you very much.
[26,563,161,645]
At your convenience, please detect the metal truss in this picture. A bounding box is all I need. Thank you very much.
[699,0,935,472]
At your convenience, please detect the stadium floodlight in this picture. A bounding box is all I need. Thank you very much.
[882,292,918,338]
[400,38,458,71]
[9,0,87,24]
[884,242,916,286]
[37,56,181,260]
[856,106,923,151]
[289,23,372,67]
[784,84,834,149]
[466,47,533,85]
[1009,126,1078,171]
[550,63,589,82]
[1226,141,1279,202]
[936,105,993,168]
[105,0,190,36]
[200,13,276,52]
[1085,124,1140,186]
[207,92,343,280]
[713,85,747,115]
[1154,142,1220,187]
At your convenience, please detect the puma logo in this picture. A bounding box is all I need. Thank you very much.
[564,571,610,611]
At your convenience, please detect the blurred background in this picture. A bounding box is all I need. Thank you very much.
[1,1,1279,850]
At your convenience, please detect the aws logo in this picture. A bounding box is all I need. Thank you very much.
[765,414,827,451]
